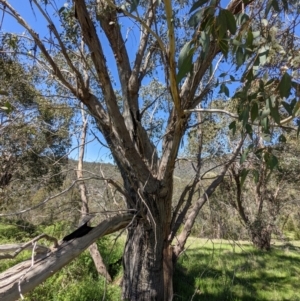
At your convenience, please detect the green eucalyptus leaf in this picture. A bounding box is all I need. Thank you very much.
[1,101,13,114]
[272,0,280,12]
[218,39,229,57]
[251,102,258,122]
[188,8,204,27]
[200,8,215,31]
[252,169,259,183]
[240,150,249,164]
[242,107,249,127]
[278,72,292,98]
[279,134,286,143]
[240,168,249,187]
[245,123,253,138]
[199,30,210,58]
[189,0,210,13]
[263,132,271,141]
[229,120,236,136]
[236,47,244,68]
[258,49,269,66]
[177,41,194,83]
[260,108,271,119]
[252,31,261,39]
[290,98,297,111]
[58,6,66,14]
[281,0,288,11]
[268,98,281,125]
[223,9,236,35]
[292,101,300,117]
[265,0,273,16]
[282,101,292,115]
[246,30,253,50]
[130,0,140,12]
[260,117,269,131]
[237,13,249,25]
[178,41,193,69]
[219,83,229,97]
[217,10,227,38]
[266,154,278,171]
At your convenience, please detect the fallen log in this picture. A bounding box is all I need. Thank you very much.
[0,213,134,301]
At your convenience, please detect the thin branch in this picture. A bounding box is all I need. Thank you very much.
[131,0,158,83]
[106,0,166,54]
[0,0,76,95]
[185,108,298,130]
[0,177,101,217]
[32,0,84,86]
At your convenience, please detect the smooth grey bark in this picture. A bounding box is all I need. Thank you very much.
[77,103,112,282]
[0,213,133,301]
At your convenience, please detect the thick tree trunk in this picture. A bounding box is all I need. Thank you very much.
[122,218,173,301]
[249,221,272,251]
[89,243,112,282]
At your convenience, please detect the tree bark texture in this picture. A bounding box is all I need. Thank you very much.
[249,221,272,251]
[122,215,173,301]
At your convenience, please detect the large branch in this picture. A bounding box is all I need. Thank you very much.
[0,213,134,301]
[74,1,158,191]
[163,0,181,115]
[96,1,131,97]
[173,138,245,258]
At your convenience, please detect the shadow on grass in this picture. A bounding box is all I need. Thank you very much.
[173,241,300,301]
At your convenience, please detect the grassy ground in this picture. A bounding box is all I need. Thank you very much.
[1,223,300,301]
[174,238,300,301]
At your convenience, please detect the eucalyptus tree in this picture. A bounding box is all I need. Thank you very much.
[0,0,299,300]
[0,53,71,209]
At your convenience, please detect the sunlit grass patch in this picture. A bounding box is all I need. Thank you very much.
[174,238,300,301]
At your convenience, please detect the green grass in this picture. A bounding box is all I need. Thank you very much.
[1,223,300,301]
[174,238,300,301]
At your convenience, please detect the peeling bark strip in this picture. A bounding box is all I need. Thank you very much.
[0,213,133,301]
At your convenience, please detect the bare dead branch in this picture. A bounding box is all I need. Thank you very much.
[0,233,58,260]
[0,213,134,301]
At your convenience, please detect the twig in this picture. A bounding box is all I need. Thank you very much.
[18,241,37,300]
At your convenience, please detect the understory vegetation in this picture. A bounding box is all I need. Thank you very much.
[1,221,300,301]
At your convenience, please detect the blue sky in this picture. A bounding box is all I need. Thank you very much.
[2,1,298,162]
[2,0,115,162]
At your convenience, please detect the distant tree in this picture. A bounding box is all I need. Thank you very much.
[0,54,71,207]
[0,0,299,300]
[218,137,300,250]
